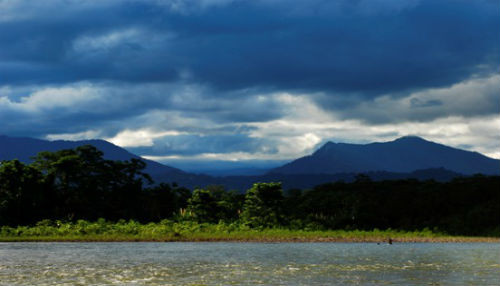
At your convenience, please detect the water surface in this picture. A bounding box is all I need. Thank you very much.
[1,242,499,285]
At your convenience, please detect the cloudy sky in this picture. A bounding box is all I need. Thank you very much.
[1,0,499,170]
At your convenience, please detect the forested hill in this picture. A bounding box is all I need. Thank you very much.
[0,135,185,178]
[271,136,500,175]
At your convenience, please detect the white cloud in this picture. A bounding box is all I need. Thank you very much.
[0,83,101,113]
[243,93,500,160]
[144,151,290,162]
[1,77,498,162]
[46,130,102,141]
[72,29,142,52]
[106,129,188,147]
[100,89,500,160]
[344,74,500,123]
[71,27,176,57]
[144,113,500,162]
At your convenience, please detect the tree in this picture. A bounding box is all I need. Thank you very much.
[241,182,284,227]
[186,189,220,223]
[31,145,152,220]
[142,183,186,221]
[205,185,245,222]
[0,160,46,225]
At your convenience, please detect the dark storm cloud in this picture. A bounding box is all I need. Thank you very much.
[1,0,499,160]
[1,0,498,96]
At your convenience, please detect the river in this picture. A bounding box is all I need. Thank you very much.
[1,242,499,285]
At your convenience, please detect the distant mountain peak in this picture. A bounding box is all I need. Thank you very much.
[321,135,425,146]
[392,135,427,142]
[312,141,340,155]
[273,136,499,176]
[314,136,428,156]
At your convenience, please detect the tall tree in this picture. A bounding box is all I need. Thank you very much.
[241,182,284,227]
[0,160,46,225]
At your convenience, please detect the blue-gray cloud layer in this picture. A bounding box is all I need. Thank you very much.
[0,0,499,160]
[1,0,498,94]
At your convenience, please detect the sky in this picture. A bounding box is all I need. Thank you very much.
[0,0,499,171]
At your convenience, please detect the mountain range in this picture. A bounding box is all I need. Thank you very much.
[271,136,499,175]
[1,135,498,190]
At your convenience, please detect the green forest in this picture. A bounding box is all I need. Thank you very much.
[1,145,499,239]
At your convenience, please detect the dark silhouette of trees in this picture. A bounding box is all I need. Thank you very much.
[293,177,500,235]
[186,185,244,223]
[0,160,47,225]
[187,189,221,223]
[141,183,189,222]
[0,146,499,236]
[1,145,152,224]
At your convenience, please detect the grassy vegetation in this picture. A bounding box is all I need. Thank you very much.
[1,219,498,243]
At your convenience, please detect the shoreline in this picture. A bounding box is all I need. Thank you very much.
[3,220,498,243]
[1,236,498,243]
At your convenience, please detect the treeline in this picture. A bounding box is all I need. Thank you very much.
[0,145,499,236]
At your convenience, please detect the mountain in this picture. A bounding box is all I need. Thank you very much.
[168,159,285,176]
[192,167,271,176]
[0,135,185,179]
[270,136,499,175]
[1,135,497,191]
[0,135,229,188]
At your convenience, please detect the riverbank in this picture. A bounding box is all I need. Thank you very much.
[1,220,498,242]
[1,235,498,243]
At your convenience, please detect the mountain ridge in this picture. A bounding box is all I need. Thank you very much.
[0,135,186,178]
[1,135,498,190]
[271,136,499,175]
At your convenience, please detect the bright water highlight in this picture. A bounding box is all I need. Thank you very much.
[1,242,499,285]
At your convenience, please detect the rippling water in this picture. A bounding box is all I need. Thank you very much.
[1,242,499,285]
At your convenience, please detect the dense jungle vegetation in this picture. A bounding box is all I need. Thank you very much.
[0,145,499,237]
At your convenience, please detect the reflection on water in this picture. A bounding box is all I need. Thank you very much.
[1,242,499,285]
